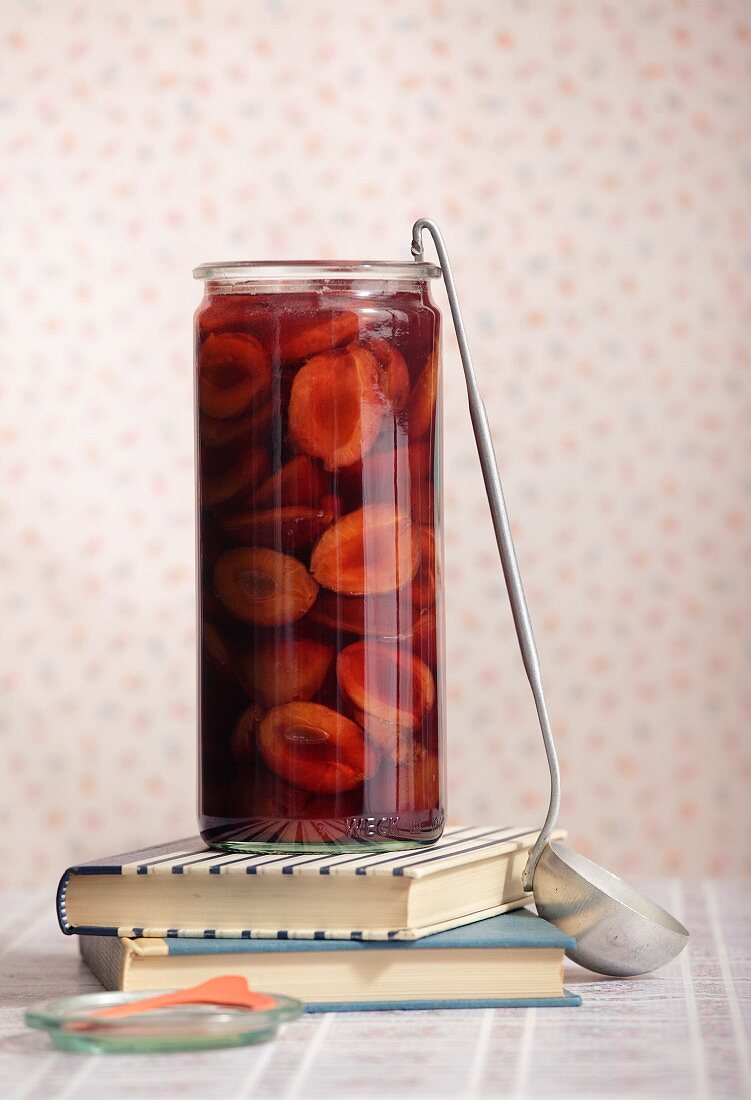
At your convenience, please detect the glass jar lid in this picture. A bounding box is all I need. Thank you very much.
[26,990,304,1054]
[193,260,442,282]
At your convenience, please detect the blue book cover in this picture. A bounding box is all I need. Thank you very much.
[166,909,575,953]
[79,910,581,1011]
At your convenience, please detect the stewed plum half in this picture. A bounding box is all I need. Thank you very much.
[235,635,333,708]
[310,504,419,596]
[218,506,334,554]
[214,547,318,626]
[198,332,271,419]
[288,345,385,471]
[336,640,436,731]
[279,310,360,365]
[257,702,379,794]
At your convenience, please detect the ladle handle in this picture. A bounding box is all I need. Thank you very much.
[411,218,560,891]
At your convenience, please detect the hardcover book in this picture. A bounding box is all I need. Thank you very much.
[58,824,566,941]
[79,910,581,1011]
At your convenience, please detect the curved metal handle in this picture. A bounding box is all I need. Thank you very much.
[411,218,560,890]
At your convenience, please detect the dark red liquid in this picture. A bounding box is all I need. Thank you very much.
[195,282,445,849]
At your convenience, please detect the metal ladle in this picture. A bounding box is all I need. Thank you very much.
[411,218,689,976]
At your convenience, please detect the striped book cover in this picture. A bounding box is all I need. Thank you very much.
[58,824,566,941]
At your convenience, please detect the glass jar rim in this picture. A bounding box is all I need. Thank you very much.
[192,260,442,283]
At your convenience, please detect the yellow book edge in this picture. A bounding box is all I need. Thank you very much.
[80,930,568,1005]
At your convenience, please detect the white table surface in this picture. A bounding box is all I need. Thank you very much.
[0,879,748,1100]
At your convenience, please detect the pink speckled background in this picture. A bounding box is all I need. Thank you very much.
[1,1,750,886]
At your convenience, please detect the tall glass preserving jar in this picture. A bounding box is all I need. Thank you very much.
[193,261,445,851]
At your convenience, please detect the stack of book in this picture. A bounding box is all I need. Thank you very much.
[58,825,580,1010]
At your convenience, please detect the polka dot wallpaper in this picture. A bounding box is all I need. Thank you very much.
[1,0,750,886]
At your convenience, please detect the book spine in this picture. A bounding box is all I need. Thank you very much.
[79,934,131,990]
[56,869,72,935]
[57,867,125,936]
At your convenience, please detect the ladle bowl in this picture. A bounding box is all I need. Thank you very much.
[533,842,689,976]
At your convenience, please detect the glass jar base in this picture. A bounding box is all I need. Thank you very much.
[208,837,428,855]
[200,810,445,854]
